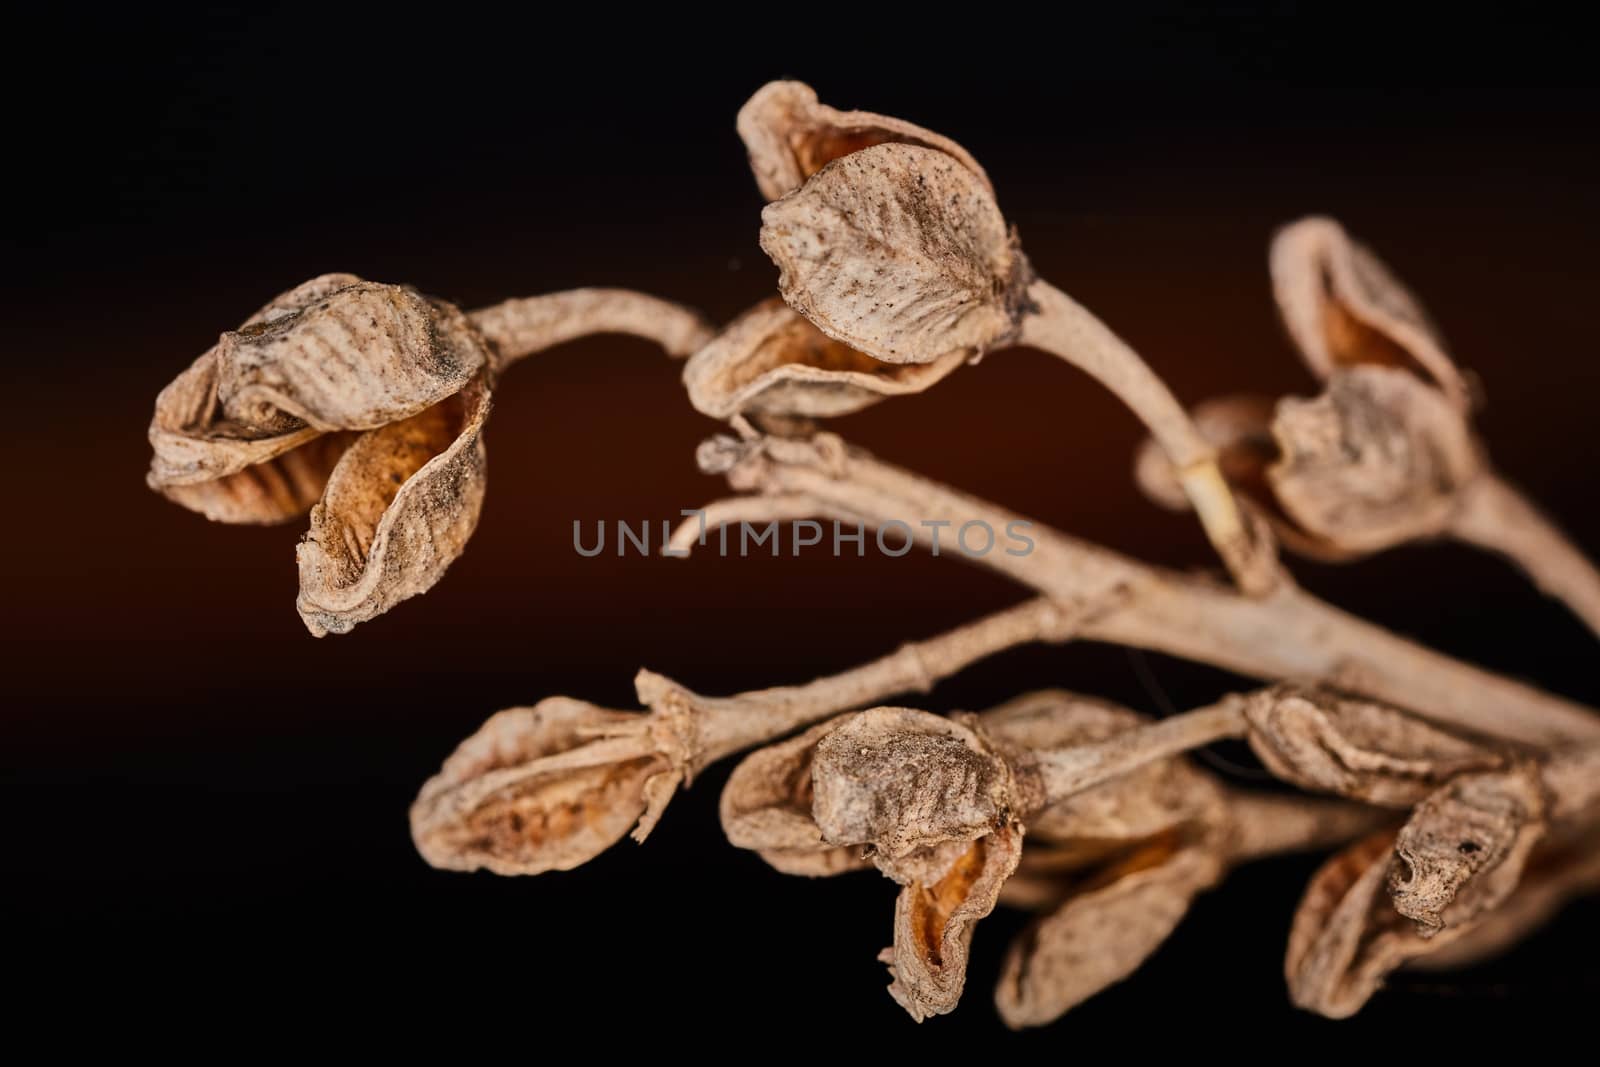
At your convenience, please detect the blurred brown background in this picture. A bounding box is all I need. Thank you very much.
[6,5,1599,1047]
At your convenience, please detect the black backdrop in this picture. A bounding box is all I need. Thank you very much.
[8,6,1600,1050]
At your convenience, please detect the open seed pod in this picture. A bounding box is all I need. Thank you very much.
[994,838,1222,1028]
[1241,686,1505,807]
[1270,215,1471,412]
[718,715,873,877]
[761,143,1030,366]
[294,370,491,636]
[1268,365,1481,553]
[1386,764,1547,935]
[737,80,990,202]
[1286,822,1560,1019]
[410,697,673,876]
[148,274,490,523]
[682,298,969,420]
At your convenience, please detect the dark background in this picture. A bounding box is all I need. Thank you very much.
[7,4,1599,1048]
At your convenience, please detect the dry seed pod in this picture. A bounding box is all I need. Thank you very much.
[737,80,991,202]
[1269,365,1480,553]
[410,697,671,876]
[881,821,1024,1022]
[296,371,491,635]
[760,140,1271,592]
[812,707,1015,859]
[682,298,968,419]
[148,274,489,524]
[1386,764,1547,935]
[994,840,1221,1028]
[718,716,872,877]
[1242,686,1504,807]
[1269,215,1470,411]
[762,143,1028,366]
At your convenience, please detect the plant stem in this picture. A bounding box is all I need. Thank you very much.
[468,288,714,370]
[636,595,1108,769]
[1220,791,1390,863]
[686,433,1600,746]
[1033,699,1248,798]
[1020,279,1275,596]
[1451,472,1600,638]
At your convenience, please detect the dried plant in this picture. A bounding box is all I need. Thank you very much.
[1135,217,1600,633]
[143,81,1600,1025]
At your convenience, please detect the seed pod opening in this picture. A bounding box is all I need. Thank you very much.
[295,371,491,636]
[737,80,991,202]
[682,298,968,419]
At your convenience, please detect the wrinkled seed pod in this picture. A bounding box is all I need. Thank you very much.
[410,698,667,876]
[1269,365,1480,553]
[761,143,1028,366]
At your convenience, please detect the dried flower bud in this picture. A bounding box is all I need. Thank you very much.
[760,143,1030,365]
[881,821,1023,1021]
[811,707,1014,859]
[1134,395,1280,512]
[1268,365,1480,553]
[737,80,991,202]
[682,298,968,419]
[410,697,671,876]
[1387,765,1546,935]
[718,716,872,877]
[994,840,1220,1028]
[148,274,490,523]
[1242,687,1502,807]
[1270,215,1470,411]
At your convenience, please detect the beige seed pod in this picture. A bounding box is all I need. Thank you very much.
[1242,686,1504,807]
[682,298,969,420]
[718,715,872,877]
[1387,764,1547,935]
[1269,215,1470,411]
[147,274,490,524]
[994,839,1221,1029]
[811,707,1016,859]
[762,144,1028,367]
[737,80,991,203]
[409,697,672,876]
[1269,365,1481,553]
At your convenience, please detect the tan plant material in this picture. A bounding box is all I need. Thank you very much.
[737,80,991,203]
[1141,216,1600,631]
[683,430,1600,746]
[754,99,1273,592]
[150,280,712,633]
[419,596,1099,876]
[682,298,968,419]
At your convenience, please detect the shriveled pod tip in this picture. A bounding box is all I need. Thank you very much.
[682,298,968,420]
[295,371,492,636]
[410,697,667,877]
[811,707,1013,859]
[148,274,490,524]
[1269,216,1471,411]
[1242,686,1503,808]
[1268,365,1480,554]
[1387,765,1546,935]
[760,143,1028,366]
[737,80,991,202]
[718,716,871,877]
[883,820,1024,1021]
